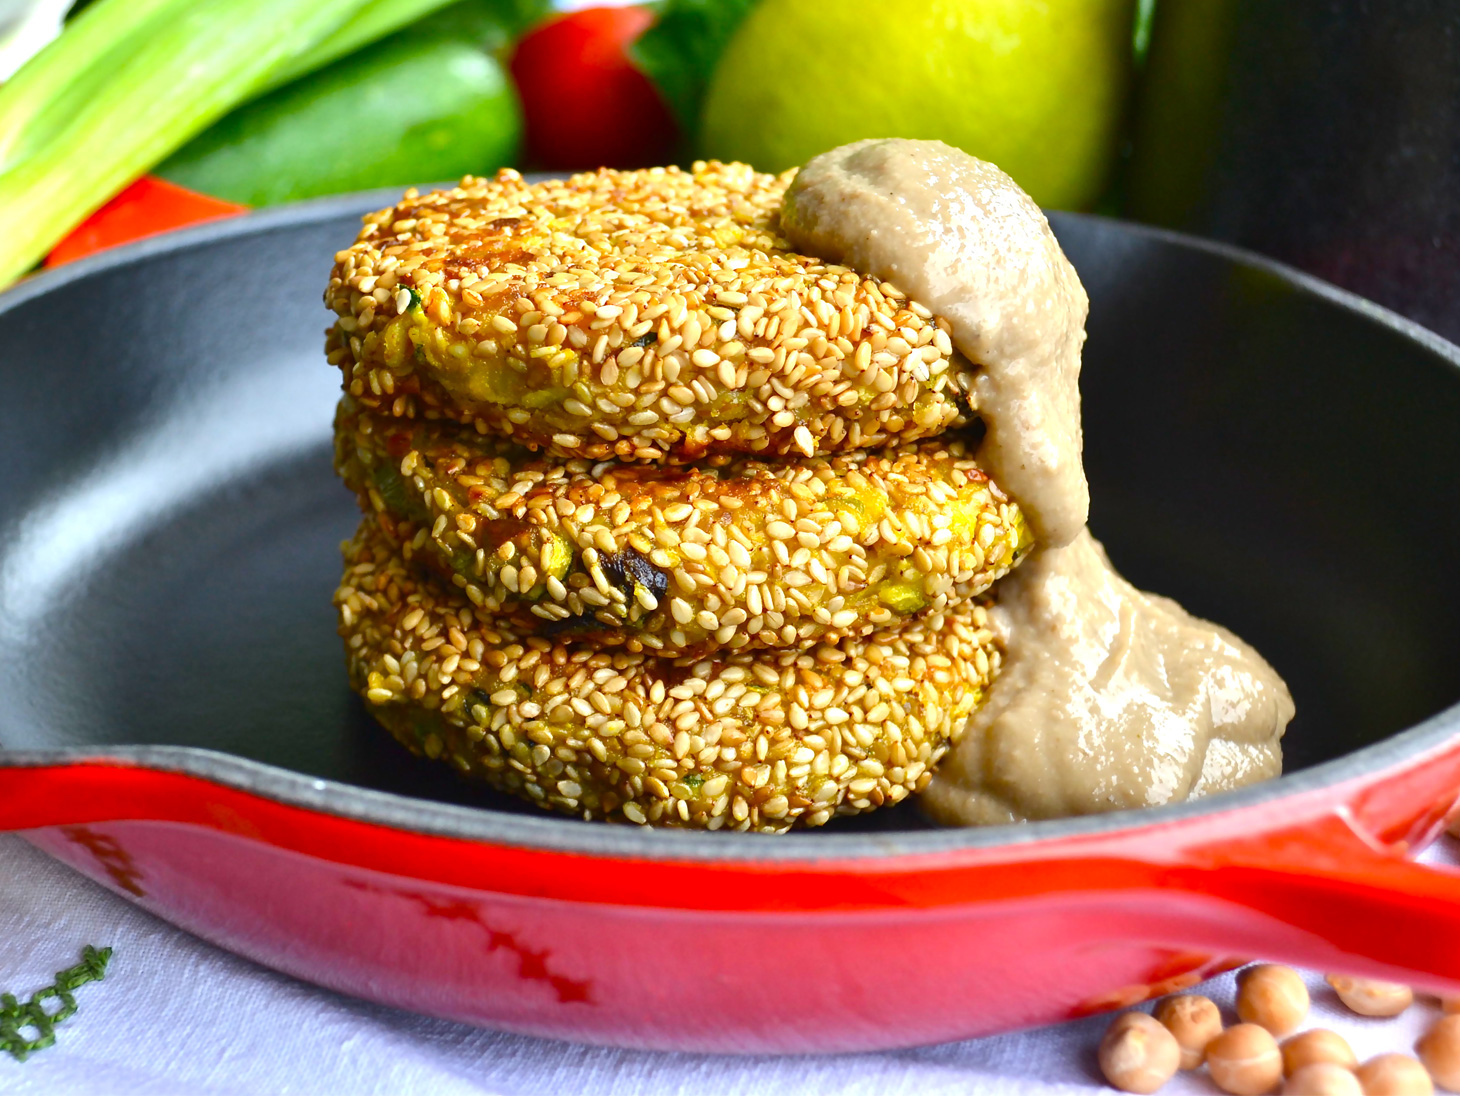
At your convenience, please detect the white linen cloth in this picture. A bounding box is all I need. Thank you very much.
[2,831,1455,1095]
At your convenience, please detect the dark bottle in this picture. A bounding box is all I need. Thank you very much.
[1126,0,1460,342]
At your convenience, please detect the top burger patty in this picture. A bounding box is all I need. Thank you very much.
[325,162,981,463]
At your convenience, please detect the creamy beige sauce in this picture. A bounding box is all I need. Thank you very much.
[920,532,1291,824]
[782,138,1089,549]
[783,139,1293,823]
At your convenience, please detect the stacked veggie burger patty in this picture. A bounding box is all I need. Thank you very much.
[325,162,1032,831]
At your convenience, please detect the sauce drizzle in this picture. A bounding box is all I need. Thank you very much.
[784,138,1293,823]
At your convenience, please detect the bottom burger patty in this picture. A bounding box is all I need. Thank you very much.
[336,519,1002,832]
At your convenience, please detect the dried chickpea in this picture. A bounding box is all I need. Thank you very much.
[1282,1062,1362,1095]
[1326,974,1414,1017]
[1442,996,1460,1015]
[1154,994,1223,1070]
[1282,1028,1358,1075]
[1355,1053,1434,1096]
[1416,1014,1460,1091]
[1098,1011,1181,1094]
[1207,1023,1284,1095]
[1238,964,1310,1036]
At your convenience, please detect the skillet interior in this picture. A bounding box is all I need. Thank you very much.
[3,198,1460,838]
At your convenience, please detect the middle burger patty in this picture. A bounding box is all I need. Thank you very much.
[336,398,1031,658]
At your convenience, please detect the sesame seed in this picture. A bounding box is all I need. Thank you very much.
[337,400,1029,662]
[325,164,976,464]
[335,516,1001,832]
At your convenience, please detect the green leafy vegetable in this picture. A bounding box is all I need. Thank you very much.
[1133,0,1157,65]
[0,0,457,285]
[446,0,555,49]
[0,945,113,1062]
[0,0,178,175]
[630,0,758,136]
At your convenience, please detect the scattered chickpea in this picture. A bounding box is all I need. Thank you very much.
[1098,1011,1181,1094]
[1282,1062,1362,1095]
[1442,996,1460,1016]
[1238,964,1311,1036]
[1327,974,1414,1017]
[1416,1014,1460,1091]
[1207,1023,1284,1095]
[1355,1053,1434,1095]
[1154,994,1223,1070]
[1282,1028,1358,1075]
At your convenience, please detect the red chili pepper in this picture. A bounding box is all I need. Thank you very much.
[45,176,247,267]
[509,6,678,171]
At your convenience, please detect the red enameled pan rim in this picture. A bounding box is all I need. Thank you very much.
[4,193,1460,866]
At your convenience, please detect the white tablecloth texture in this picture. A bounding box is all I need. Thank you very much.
[2,830,1457,1096]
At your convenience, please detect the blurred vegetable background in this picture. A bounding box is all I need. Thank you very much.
[0,0,1155,285]
[156,3,526,206]
[697,0,1136,209]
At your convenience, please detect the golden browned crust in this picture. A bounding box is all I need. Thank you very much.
[335,398,1030,658]
[336,520,1001,832]
[324,163,979,463]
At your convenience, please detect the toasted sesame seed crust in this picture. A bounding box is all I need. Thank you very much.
[337,520,1000,832]
[336,398,1031,658]
[324,163,979,462]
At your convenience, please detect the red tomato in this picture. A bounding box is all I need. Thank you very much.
[510,6,678,170]
[46,176,246,267]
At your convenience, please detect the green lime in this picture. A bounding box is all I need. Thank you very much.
[699,0,1136,209]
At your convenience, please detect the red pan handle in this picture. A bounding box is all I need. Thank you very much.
[1168,811,1460,993]
[6,758,1460,988]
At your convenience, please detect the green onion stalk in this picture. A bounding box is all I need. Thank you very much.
[0,0,457,286]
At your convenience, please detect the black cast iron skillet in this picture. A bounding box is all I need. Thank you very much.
[4,196,1455,797]
[4,194,1460,1051]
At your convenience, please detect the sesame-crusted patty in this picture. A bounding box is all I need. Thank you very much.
[324,163,980,463]
[335,399,1030,659]
[336,520,1001,831]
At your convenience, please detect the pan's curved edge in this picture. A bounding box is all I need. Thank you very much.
[4,695,1460,863]
[2,198,1460,864]
[1047,210,1460,372]
[0,178,580,314]
[13,195,1459,378]
[0,185,424,315]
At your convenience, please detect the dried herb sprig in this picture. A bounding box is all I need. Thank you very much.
[0,945,112,1062]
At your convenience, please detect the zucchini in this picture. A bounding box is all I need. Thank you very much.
[157,22,522,206]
